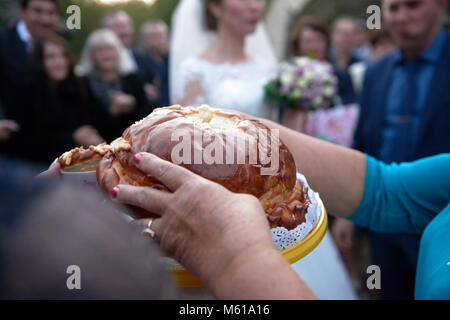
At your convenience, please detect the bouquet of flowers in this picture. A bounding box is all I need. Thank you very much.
[265,57,338,111]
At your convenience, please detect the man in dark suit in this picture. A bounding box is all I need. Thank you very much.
[354,0,450,299]
[101,10,156,92]
[0,0,59,158]
[139,20,171,107]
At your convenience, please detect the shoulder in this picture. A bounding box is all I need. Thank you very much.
[0,28,6,41]
[132,51,151,68]
[176,56,210,85]
[0,26,16,48]
[179,55,205,72]
[364,52,397,79]
[251,56,273,72]
[0,26,15,39]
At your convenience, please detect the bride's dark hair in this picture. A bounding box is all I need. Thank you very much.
[204,0,221,31]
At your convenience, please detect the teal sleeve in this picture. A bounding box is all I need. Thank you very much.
[349,154,450,234]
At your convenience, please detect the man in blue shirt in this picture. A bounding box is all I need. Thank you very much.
[354,0,450,299]
[379,28,447,163]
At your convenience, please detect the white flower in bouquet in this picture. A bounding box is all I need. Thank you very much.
[281,70,294,87]
[292,88,301,99]
[323,85,335,98]
[296,78,308,89]
[293,57,309,67]
[313,96,324,107]
[303,69,314,81]
[265,56,338,111]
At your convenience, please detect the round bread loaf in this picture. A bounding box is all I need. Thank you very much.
[95,105,309,230]
[58,143,111,172]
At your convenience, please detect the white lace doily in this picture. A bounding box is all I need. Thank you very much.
[271,173,321,251]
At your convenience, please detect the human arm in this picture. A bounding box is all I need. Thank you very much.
[112,152,317,300]
[259,118,450,233]
[173,58,205,107]
[349,154,450,234]
[330,218,355,254]
[176,78,205,107]
[258,118,367,218]
[122,73,155,119]
[0,119,19,142]
[73,125,104,147]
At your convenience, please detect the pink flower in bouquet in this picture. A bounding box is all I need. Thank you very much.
[265,57,338,111]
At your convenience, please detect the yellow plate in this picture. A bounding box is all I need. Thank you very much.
[169,198,328,288]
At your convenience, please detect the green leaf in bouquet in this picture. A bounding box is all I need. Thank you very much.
[307,52,316,60]
[285,91,299,110]
[264,82,282,102]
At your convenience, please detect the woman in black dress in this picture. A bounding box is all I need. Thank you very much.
[26,34,104,164]
[76,29,154,143]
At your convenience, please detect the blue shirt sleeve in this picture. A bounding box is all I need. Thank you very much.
[349,154,450,234]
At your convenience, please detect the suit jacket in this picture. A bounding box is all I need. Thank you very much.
[133,50,155,85]
[0,25,32,121]
[84,72,155,143]
[0,26,36,160]
[354,33,450,161]
[145,53,170,107]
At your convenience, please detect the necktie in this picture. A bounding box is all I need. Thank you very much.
[384,60,420,163]
[26,38,34,53]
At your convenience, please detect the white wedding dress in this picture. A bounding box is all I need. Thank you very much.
[173,56,275,120]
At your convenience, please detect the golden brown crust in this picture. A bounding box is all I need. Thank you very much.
[96,105,309,229]
[266,181,309,229]
[58,143,112,170]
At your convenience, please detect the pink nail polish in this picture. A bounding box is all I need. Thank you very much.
[110,187,119,198]
[133,153,142,164]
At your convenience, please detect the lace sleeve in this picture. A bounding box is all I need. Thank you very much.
[173,57,206,106]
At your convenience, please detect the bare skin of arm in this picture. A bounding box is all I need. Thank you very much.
[259,118,366,218]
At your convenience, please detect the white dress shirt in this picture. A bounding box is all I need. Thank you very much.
[16,20,33,53]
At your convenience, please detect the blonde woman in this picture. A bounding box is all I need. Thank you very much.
[76,29,153,142]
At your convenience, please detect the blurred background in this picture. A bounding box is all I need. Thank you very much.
[0,0,179,56]
[0,0,386,57]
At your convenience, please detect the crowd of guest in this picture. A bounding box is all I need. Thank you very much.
[0,0,449,300]
[0,0,169,165]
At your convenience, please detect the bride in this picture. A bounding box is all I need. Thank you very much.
[171,0,277,119]
[170,0,356,300]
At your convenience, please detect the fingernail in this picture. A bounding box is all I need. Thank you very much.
[133,153,142,164]
[110,187,119,198]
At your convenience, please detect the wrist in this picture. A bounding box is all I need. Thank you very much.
[204,242,283,299]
